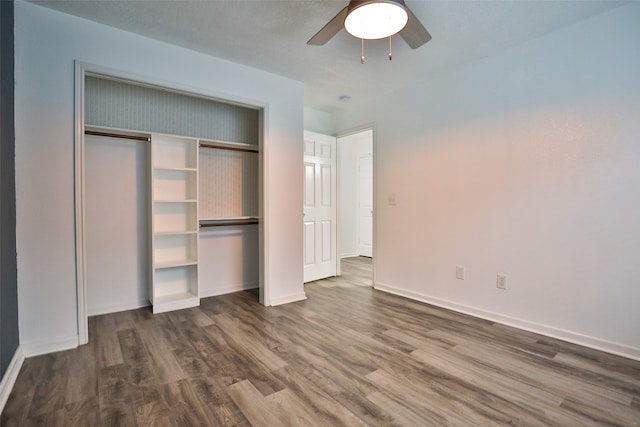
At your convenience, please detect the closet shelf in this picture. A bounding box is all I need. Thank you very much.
[200,140,259,153]
[153,292,199,313]
[200,216,259,221]
[153,230,198,236]
[85,129,150,142]
[150,134,200,314]
[154,167,197,172]
[199,217,260,228]
[154,259,198,269]
[154,199,197,204]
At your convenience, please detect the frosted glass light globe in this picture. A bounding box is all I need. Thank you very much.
[345,1,409,40]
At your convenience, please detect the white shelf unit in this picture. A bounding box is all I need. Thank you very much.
[150,134,199,313]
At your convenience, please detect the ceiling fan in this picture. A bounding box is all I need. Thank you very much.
[307,0,432,52]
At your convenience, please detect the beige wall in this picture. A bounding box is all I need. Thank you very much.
[334,3,640,359]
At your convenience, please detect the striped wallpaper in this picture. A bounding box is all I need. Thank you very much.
[199,147,259,219]
[85,76,259,145]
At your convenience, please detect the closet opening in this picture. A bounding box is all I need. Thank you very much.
[75,62,266,345]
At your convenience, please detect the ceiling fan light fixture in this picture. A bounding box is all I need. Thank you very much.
[344,0,409,40]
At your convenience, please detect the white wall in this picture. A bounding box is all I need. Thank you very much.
[15,1,304,353]
[333,3,640,359]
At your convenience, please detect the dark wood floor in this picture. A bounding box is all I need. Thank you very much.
[3,257,640,426]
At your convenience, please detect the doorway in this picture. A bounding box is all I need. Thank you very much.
[338,129,373,257]
[301,128,374,285]
[337,128,374,284]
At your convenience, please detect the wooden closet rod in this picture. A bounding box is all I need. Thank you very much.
[200,142,259,153]
[85,130,150,142]
[200,220,259,228]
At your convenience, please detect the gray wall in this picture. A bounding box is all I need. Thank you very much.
[1,0,20,377]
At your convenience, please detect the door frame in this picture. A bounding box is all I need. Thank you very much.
[74,61,268,345]
[357,148,373,257]
[336,124,376,283]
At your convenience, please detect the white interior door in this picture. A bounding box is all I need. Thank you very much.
[303,131,337,283]
[358,152,373,257]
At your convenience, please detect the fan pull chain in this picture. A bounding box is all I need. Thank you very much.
[358,37,396,63]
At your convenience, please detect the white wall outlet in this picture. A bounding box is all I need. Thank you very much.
[456,265,465,280]
[497,273,508,290]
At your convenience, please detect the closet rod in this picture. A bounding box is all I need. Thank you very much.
[200,142,259,153]
[200,220,259,228]
[85,130,150,142]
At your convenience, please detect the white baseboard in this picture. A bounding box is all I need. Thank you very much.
[0,346,26,414]
[200,282,259,299]
[269,292,307,306]
[22,335,78,358]
[88,299,150,316]
[374,282,640,362]
[340,253,358,259]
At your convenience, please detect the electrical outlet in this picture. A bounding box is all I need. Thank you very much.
[456,265,465,280]
[497,274,508,290]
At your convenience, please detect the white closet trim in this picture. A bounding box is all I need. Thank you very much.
[74,61,269,346]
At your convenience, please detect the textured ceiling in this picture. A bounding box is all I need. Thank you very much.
[31,0,627,112]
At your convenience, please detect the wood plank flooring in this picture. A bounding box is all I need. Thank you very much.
[3,256,640,426]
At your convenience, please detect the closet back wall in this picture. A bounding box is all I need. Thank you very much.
[85,134,148,315]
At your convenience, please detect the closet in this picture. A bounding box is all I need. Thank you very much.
[84,75,261,315]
